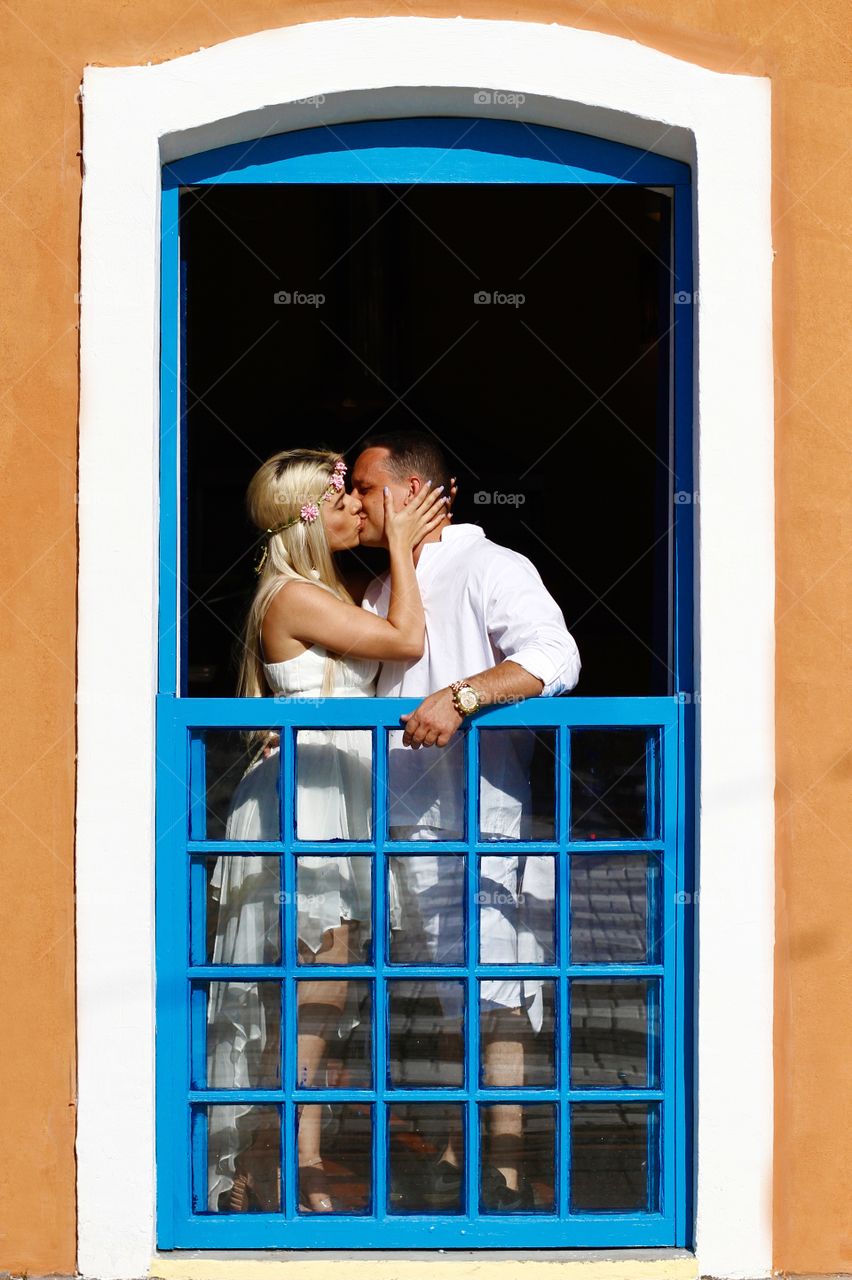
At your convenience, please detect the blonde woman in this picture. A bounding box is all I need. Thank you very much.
[207,447,449,1216]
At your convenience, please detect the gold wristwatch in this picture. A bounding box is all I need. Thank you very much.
[450,679,483,717]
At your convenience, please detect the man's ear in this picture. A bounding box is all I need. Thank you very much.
[404,476,422,504]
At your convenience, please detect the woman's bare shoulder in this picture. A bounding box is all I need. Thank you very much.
[266,578,329,616]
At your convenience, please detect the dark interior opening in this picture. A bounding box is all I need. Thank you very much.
[180,181,673,697]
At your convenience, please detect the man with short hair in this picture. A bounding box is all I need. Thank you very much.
[352,430,581,1210]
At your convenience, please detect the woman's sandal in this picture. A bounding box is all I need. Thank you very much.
[228,1171,263,1212]
[299,1160,334,1213]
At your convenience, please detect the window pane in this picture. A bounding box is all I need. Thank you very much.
[387,731,464,841]
[388,856,465,965]
[479,1103,556,1213]
[296,856,371,964]
[478,729,556,841]
[202,854,281,965]
[297,980,372,1089]
[296,728,373,840]
[388,1103,464,1214]
[193,730,280,842]
[297,1104,372,1214]
[479,854,555,964]
[570,979,659,1088]
[204,1103,281,1213]
[388,981,464,1088]
[571,1102,656,1211]
[570,853,658,963]
[570,729,656,840]
[204,981,281,1089]
[480,980,556,1087]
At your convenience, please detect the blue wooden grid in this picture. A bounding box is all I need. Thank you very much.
[156,695,687,1246]
[156,116,695,1249]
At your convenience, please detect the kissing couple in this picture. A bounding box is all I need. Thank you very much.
[207,429,581,1216]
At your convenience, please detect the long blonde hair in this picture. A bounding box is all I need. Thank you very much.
[236,448,356,714]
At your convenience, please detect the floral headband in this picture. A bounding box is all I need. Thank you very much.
[254,459,347,576]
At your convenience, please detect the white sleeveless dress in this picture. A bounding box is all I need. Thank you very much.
[210,644,378,960]
[206,644,378,1211]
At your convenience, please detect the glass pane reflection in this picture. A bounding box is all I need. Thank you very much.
[195,730,280,842]
[570,979,658,1088]
[387,731,464,841]
[571,1102,655,1211]
[204,1103,280,1213]
[570,729,654,840]
[570,854,658,963]
[389,1103,464,1214]
[297,979,372,1089]
[297,856,371,964]
[388,981,464,1088]
[479,854,555,965]
[205,854,281,964]
[478,729,556,841]
[480,980,556,1087]
[296,728,373,840]
[480,1103,556,1213]
[205,980,281,1089]
[388,856,465,965]
[297,1104,371,1214]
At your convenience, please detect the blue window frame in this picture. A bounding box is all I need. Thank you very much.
[156,117,695,1250]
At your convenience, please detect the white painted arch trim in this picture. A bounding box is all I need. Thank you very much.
[77,17,774,1280]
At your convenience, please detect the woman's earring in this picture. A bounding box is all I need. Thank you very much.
[308,567,320,581]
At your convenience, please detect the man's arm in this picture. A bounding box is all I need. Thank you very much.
[399,659,542,749]
[400,550,580,749]
[484,549,581,698]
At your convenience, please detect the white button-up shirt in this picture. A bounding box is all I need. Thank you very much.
[361,523,581,835]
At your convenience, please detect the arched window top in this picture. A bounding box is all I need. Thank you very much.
[164,116,691,188]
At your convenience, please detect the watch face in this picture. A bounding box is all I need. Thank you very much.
[459,686,478,712]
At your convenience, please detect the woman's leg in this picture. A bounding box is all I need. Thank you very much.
[296,922,357,1209]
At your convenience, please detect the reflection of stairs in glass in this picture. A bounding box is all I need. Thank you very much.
[571,856,649,963]
[389,987,464,1088]
[570,981,648,1087]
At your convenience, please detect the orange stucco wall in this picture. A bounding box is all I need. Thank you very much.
[0,1,849,1274]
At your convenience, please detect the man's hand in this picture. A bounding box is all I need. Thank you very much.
[399,687,463,749]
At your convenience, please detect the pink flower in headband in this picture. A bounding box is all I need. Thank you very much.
[300,502,319,523]
[323,458,347,497]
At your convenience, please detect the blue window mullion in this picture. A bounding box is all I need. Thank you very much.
[190,1106,207,1214]
[189,983,208,1088]
[157,180,180,697]
[661,711,681,1225]
[646,729,660,840]
[188,734,207,842]
[374,724,388,1217]
[188,860,207,968]
[558,723,571,1216]
[670,169,695,1245]
[186,963,672,979]
[178,251,189,697]
[281,725,297,1218]
[465,724,479,1216]
[191,1087,665,1104]
[675,694,695,1244]
[155,696,191,1244]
